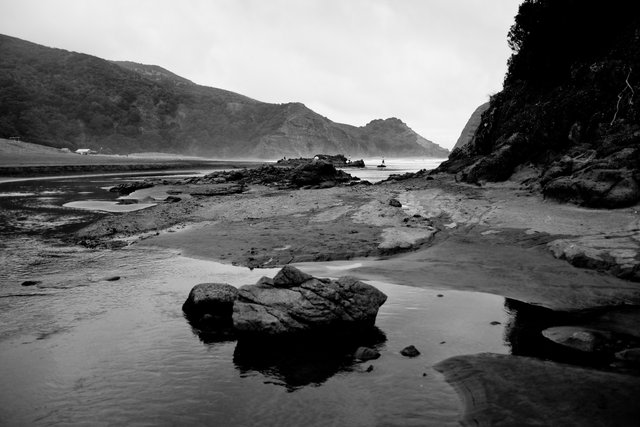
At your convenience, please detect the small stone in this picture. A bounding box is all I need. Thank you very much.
[389,198,402,208]
[103,276,120,281]
[440,341,446,345]
[366,365,374,372]
[400,345,421,357]
[165,196,182,203]
[354,347,380,361]
[490,321,501,325]
[437,294,444,298]
[21,280,41,287]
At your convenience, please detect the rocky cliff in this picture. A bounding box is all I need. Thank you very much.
[438,0,640,208]
[452,102,489,151]
[0,34,448,159]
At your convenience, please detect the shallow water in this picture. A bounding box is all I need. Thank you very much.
[0,240,511,426]
[0,168,512,426]
[344,157,445,183]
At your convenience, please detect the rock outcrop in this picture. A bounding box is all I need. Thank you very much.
[452,102,489,151]
[233,266,388,337]
[193,161,357,189]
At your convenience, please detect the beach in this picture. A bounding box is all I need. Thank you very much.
[2,151,640,425]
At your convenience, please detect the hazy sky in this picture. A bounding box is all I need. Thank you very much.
[0,0,520,149]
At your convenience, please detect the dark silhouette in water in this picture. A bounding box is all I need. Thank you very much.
[233,327,387,391]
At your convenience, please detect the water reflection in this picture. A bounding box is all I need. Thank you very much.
[503,298,611,368]
[232,328,387,391]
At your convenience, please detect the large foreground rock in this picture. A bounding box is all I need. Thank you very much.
[232,266,387,337]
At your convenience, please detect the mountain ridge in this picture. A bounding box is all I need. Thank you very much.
[0,34,449,159]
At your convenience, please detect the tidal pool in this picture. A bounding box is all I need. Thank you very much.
[0,170,510,426]
[0,238,514,426]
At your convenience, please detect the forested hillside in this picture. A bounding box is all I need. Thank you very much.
[0,34,448,158]
[438,0,640,207]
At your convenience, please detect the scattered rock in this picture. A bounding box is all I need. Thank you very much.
[490,321,502,325]
[354,347,380,361]
[116,198,138,205]
[389,198,402,208]
[165,195,182,203]
[21,280,41,287]
[400,345,421,357]
[102,276,120,281]
[366,364,374,372]
[232,267,387,337]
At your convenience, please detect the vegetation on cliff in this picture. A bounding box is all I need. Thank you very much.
[0,34,448,159]
[439,0,640,208]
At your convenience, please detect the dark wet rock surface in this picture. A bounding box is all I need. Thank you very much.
[435,353,640,427]
[233,267,387,337]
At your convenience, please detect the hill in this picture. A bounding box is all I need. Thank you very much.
[437,0,640,208]
[0,34,448,159]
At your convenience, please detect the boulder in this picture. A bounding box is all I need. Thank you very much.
[182,282,239,321]
[388,198,402,208]
[233,267,387,337]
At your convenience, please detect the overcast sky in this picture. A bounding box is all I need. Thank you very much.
[0,0,520,149]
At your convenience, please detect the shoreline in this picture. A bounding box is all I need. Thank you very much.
[4,161,640,425]
[0,159,268,178]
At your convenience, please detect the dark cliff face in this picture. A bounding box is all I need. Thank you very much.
[0,34,448,159]
[438,0,640,208]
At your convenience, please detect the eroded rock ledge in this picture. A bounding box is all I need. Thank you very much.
[435,353,640,426]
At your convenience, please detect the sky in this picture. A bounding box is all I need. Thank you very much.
[0,0,521,149]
